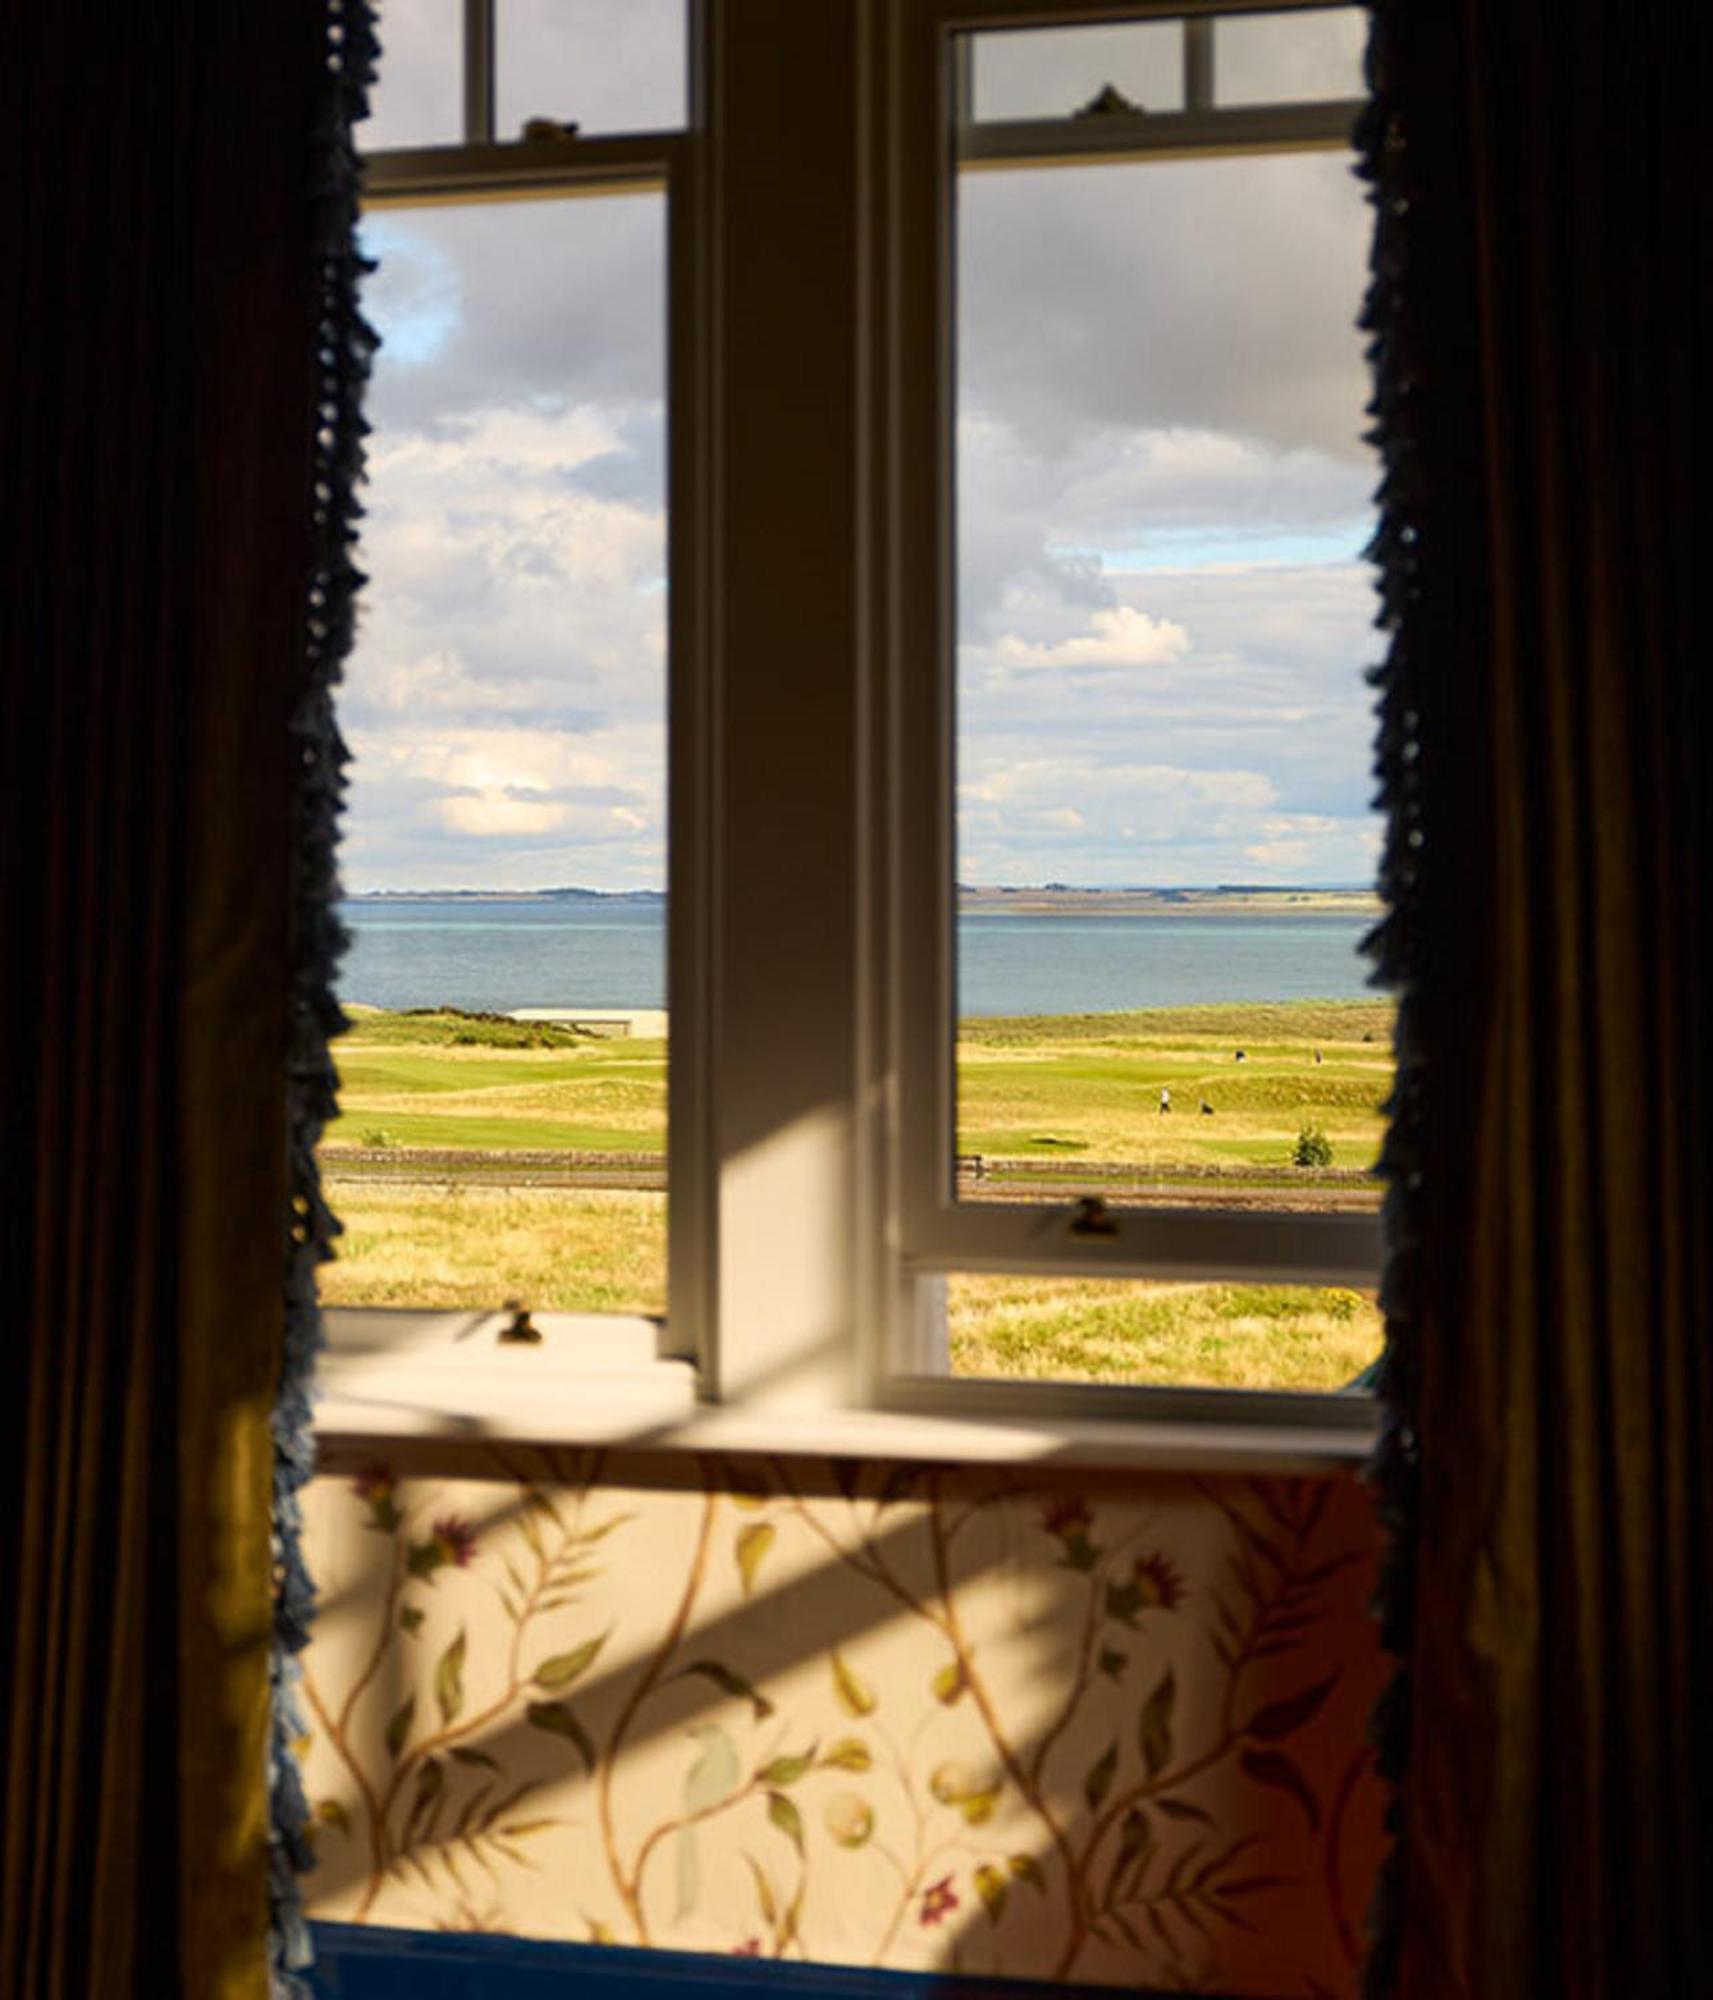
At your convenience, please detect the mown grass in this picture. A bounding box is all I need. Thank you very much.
[957,1004,1392,1169]
[326,1009,668,1152]
[327,1001,1391,1170]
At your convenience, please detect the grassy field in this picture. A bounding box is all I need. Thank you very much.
[322,1183,667,1316]
[318,1000,1391,1387]
[958,999,1392,1170]
[946,1275,1379,1388]
[325,998,1392,1169]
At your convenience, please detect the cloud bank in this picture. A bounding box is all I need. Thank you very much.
[344,73,1381,891]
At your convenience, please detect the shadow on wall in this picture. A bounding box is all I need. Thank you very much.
[299,1446,1386,1997]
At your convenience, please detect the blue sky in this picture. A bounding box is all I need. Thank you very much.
[342,10,1381,892]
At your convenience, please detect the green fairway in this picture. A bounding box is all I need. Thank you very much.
[325,1001,1391,1171]
[957,1001,1391,1171]
[324,1009,667,1153]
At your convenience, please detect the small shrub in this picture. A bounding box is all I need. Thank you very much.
[1292,1123,1334,1168]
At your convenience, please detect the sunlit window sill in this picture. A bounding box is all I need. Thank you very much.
[315,1306,1378,1475]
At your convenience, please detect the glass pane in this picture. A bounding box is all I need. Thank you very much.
[1215,6,1366,106]
[946,1275,1382,1389]
[497,0,686,139]
[970,20,1184,122]
[952,38,1386,1284]
[364,0,463,152]
[322,196,669,1319]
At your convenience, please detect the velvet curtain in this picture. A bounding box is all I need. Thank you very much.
[0,4,340,1993]
[1364,1,1713,1993]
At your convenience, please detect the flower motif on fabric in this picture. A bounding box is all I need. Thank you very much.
[1131,1550,1186,1613]
[1041,1492,1099,1572]
[1104,1548,1186,1626]
[353,1463,400,1533]
[408,1515,478,1578]
[918,1875,959,1928]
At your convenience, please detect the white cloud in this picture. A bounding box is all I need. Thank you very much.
[994,604,1190,670]
[439,795,570,837]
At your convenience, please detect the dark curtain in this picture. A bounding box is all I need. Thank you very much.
[0,3,336,1993]
[1364,1,1713,1993]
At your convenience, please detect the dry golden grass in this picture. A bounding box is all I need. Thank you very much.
[947,1274,1381,1389]
[319,1182,667,1317]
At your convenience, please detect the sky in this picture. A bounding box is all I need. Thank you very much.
[343,1,1379,893]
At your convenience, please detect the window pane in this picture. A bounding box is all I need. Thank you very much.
[1215,6,1366,107]
[364,0,464,151]
[946,1274,1381,1389]
[497,0,686,140]
[953,140,1383,1234]
[322,196,669,1320]
[948,10,1384,1390]
[969,20,1184,122]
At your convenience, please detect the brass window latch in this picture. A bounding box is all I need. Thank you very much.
[1067,1195,1118,1238]
[498,1299,543,1344]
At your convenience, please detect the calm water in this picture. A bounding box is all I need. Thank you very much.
[338,898,1376,1017]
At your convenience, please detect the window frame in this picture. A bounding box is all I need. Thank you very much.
[882,0,1378,1403]
[337,0,1384,1453]
[361,10,715,1376]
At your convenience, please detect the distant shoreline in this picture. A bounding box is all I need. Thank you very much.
[957,888,1378,918]
[343,885,1380,918]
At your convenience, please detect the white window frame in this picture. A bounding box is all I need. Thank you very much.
[332,0,1383,1465]
[880,0,1379,1422]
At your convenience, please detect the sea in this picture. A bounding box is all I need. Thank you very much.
[337,897,1378,1018]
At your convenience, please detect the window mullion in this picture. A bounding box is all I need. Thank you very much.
[463,0,496,145]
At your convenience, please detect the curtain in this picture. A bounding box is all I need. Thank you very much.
[1362,1,1713,1993]
[0,3,362,1993]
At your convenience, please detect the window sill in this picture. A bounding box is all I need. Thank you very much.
[316,1307,1378,1474]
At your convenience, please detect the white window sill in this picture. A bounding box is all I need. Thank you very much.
[315,1307,1378,1475]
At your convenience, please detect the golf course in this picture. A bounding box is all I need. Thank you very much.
[316,998,1391,1387]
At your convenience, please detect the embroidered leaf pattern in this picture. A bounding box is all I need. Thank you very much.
[677,1659,775,1721]
[766,1790,805,1855]
[974,1863,1008,1923]
[831,1651,877,1717]
[675,1827,700,1921]
[1084,1740,1119,1811]
[684,1725,742,1813]
[1139,1667,1176,1779]
[1009,1853,1047,1892]
[1239,1747,1322,1831]
[526,1701,595,1770]
[384,1694,416,1760]
[1243,1674,1337,1742]
[434,1628,466,1726]
[735,1522,776,1597]
[758,1749,816,1787]
[533,1631,607,1693]
[932,1659,967,1705]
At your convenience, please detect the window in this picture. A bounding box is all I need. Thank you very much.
[321,0,1385,1459]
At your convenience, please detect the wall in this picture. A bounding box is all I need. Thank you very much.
[300,1445,1386,1997]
